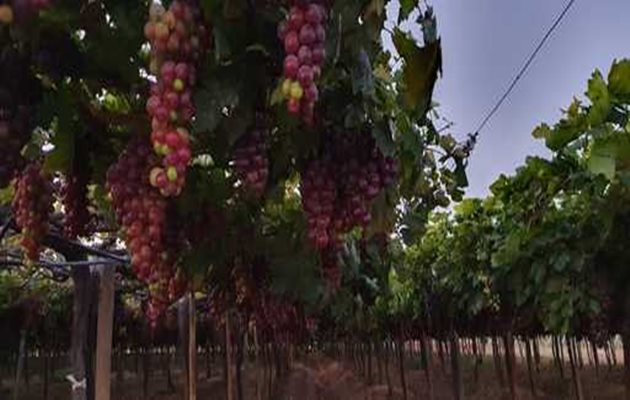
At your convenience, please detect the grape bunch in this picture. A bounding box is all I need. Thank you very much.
[278,0,327,125]
[106,136,186,321]
[300,133,397,251]
[300,133,397,289]
[144,1,208,197]
[300,159,336,250]
[61,171,91,239]
[0,107,29,188]
[331,133,397,234]
[12,163,53,261]
[231,129,269,198]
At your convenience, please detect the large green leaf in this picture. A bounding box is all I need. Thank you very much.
[392,29,442,114]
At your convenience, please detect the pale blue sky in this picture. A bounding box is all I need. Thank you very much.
[386,1,630,197]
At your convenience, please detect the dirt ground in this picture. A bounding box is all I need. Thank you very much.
[2,350,626,400]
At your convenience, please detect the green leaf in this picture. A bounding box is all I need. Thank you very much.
[371,123,396,156]
[608,59,630,101]
[44,128,75,173]
[532,123,552,140]
[0,185,14,205]
[588,139,617,179]
[586,70,611,126]
[392,29,442,113]
[398,0,417,22]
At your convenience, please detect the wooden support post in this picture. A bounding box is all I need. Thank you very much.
[12,329,27,400]
[187,292,197,400]
[70,267,93,400]
[95,265,115,400]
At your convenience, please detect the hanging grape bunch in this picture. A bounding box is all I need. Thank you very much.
[231,128,269,198]
[278,0,327,125]
[61,169,92,239]
[300,133,397,251]
[12,163,53,261]
[300,159,336,250]
[106,136,186,322]
[144,1,208,197]
[330,133,397,237]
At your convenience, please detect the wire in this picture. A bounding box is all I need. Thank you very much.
[473,0,577,135]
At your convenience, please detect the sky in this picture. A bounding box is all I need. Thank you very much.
[386,0,630,198]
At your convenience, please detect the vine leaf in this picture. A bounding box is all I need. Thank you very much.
[392,28,442,114]
[586,70,610,126]
[588,139,617,179]
[608,59,630,101]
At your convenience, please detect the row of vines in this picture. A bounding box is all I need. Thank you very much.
[0,0,629,399]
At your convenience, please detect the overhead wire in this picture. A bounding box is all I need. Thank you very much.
[473,0,577,135]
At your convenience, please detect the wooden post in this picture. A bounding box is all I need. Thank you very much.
[225,311,238,400]
[94,265,115,400]
[492,336,506,388]
[567,338,584,400]
[12,329,27,400]
[187,292,197,400]
[503,332,517,400]
[450,331,464,400]
[525,339,537,397]
[70,267,92,400]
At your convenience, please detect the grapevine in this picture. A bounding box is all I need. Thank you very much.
[12,163,53,261]
[278,0,327,125]
[144,1,208,197]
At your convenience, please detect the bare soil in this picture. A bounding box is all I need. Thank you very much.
[1,352,625,399]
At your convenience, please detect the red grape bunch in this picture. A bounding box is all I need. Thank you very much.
[278,0,327,125]
[331,134,397,234]
[12,163,53,261]
[61,171,92,239]
[106,136,186,322]
[300,159,336,250]
[144,1,208,197]
[231,129,269,198]
[300,133,398,290]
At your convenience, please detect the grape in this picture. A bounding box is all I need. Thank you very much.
[231,128,269,198]
[12,163,53,261]
[61,170,92,239]
[144,0,209,197]
[106,136,186,321]
[279,1,327,125]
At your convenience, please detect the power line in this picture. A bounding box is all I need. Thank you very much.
[473,0,577,135]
